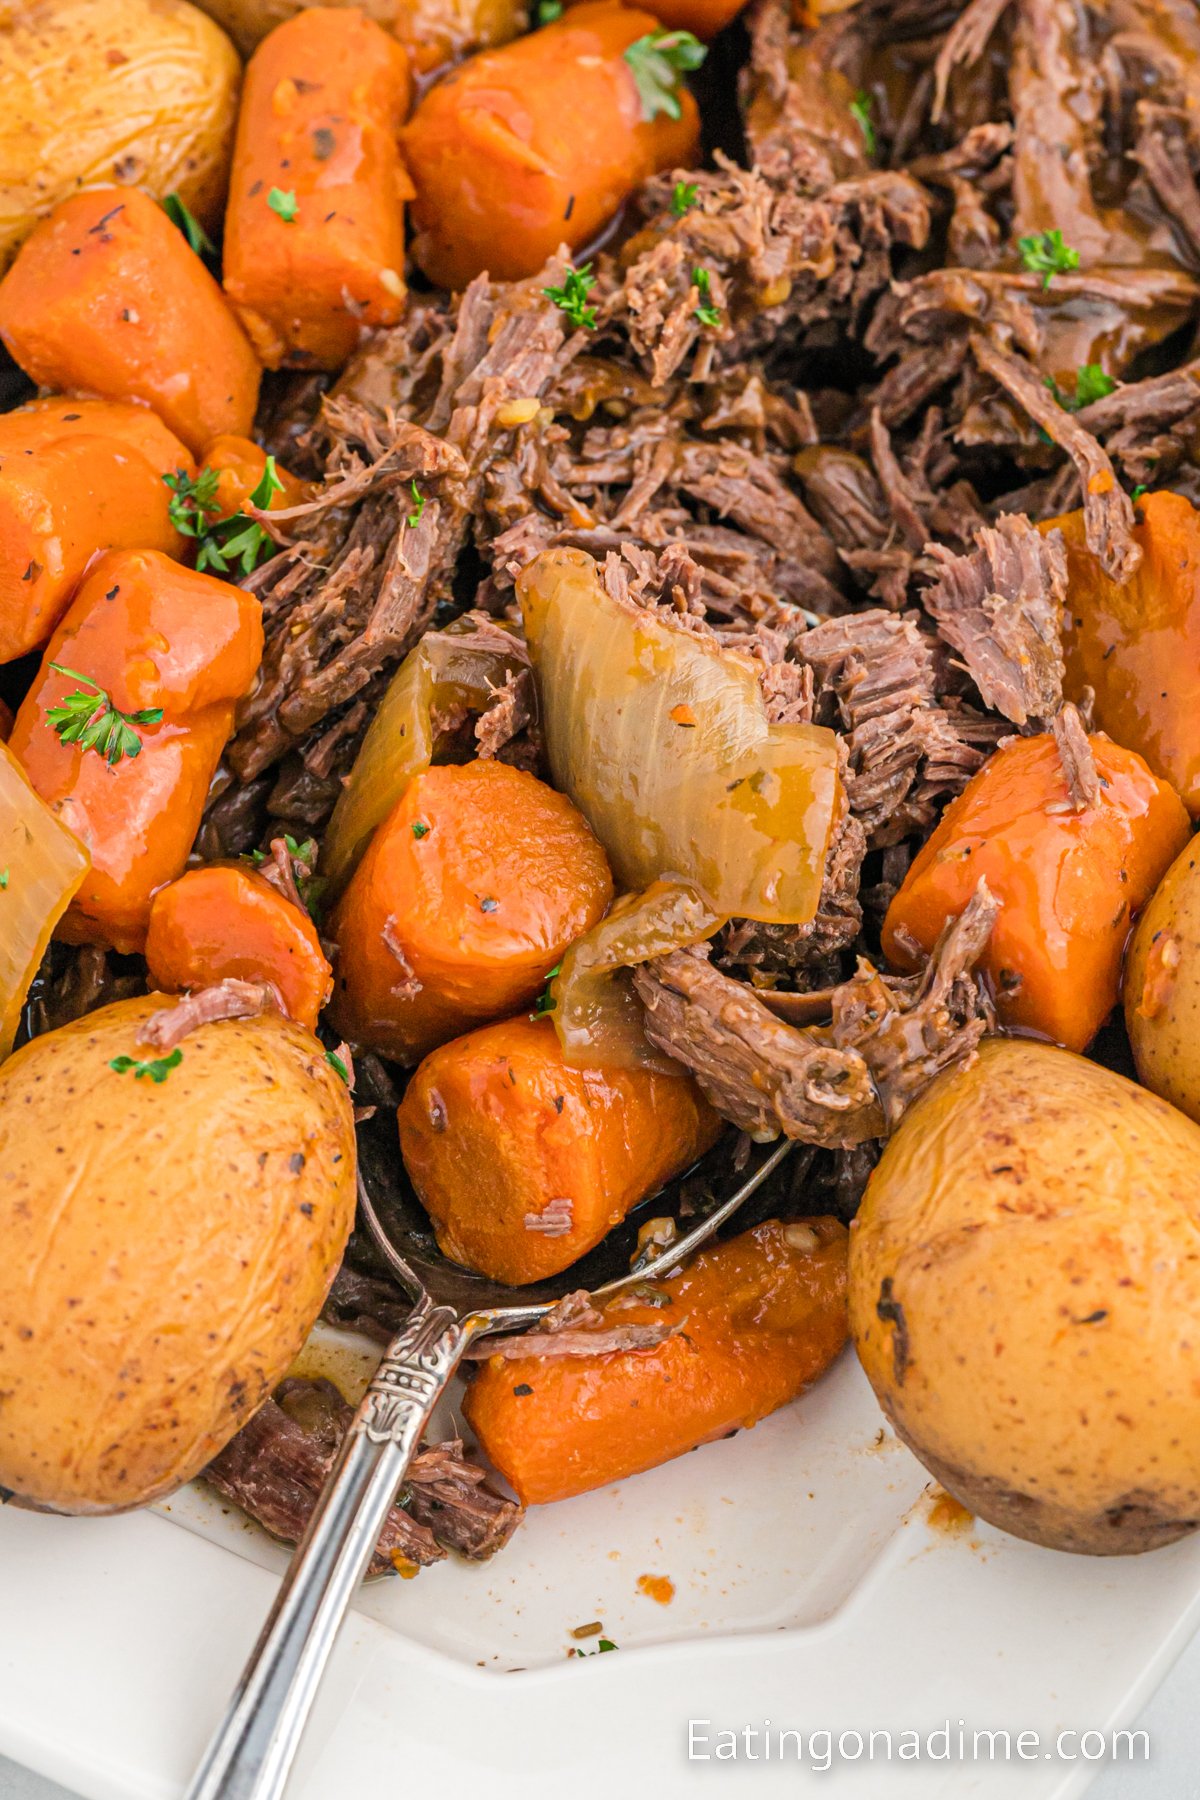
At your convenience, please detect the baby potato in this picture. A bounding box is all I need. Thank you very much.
[0,0,241,274]
[1126,838,1200,1122]
[851,1037,1200,1555]
[0,996,355,1514]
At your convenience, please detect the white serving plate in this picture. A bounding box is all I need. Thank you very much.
[3,1334,1200,1800]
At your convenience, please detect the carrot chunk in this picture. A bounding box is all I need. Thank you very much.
[1051,492,1200,815]
[0,398,192,665]
[463,1217,848,1503]
[883,732,1189,1051]
[330,759,614,1063]
[223,9,413,369]
[397,1011,722,1283]
[0,189,260,455]
[9,550,263,953]
[145,864,332,1031]
[400,2,700,289]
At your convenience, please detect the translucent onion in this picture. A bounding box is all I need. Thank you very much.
[0,740,90,1061]
[552,879,723,1071]
[321,619,530,899]
[517,548,842,925]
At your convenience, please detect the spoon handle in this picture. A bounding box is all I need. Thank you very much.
[184,1294,484,1800]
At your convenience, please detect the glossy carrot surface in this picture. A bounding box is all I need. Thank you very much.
[0,188,260,455]
[464,1217,848,1503]
[223,7,413,368]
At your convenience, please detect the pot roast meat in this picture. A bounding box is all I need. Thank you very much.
[202,1377,523,1569]
[922,511,1067,725]
[632,881,998,1146]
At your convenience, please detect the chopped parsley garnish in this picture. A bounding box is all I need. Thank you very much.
[326,1049,349,1084]
[571,1638,619,1657]
[46,665,163,767]
[110,1048,183,1084]
[623,30,706,122]
[412,820,430,838]
[530,962,562,1019]
[268,187,299,223]
[0,869,8,890]
[537,0,562,20]
[850,89,876,157]
[1018,228,1080,290]
[1132,484,1148,503]
[406,480,426,529]
[164,465,221,538]
[165,457,285,578]
[671,179,699,217]
[543,262,598,330]
[692,266,721,328]
[1044,364,1116,414]
[163,192,215,257]
[283,833,317,866]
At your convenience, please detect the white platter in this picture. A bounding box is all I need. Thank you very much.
[3,1338,1200,1800]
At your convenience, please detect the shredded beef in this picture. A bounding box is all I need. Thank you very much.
[1052,701,1101,810]
[138,980,280,1050]
[632,882,998,1145]
[922,512,1066,724]
[203,1377,522,1570]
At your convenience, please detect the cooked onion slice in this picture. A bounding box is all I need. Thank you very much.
[321,620,529,898]
[517,549,841,925]
[553,879,723,1070]
[0,740,89,1060]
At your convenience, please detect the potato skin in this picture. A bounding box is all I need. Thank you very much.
[194,0,526,70]
[0,996,356,1514]
[0,0,241,274]
[851,1038,1200,1555]
[1126,839,1200,1123]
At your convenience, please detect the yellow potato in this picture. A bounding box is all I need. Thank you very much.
[192,0,526,69]
[0,0,241,273]
[851,1037,1200,1554]
[1125,838,1200,1123]
[0,995,356,1513]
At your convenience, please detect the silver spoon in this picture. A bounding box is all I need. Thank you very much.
[185,1117,795,1800]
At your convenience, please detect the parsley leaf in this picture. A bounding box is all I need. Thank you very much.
[692,265,721,328]
[326,1049,350,1084]
[1018,228,1080,290]
[1044,364,1116,414]
[110,1048,183,1084]
[0,869,8,890]
[850,89,876,158]
[671,179,699,217]
[407,479,426,529]
[268,188,299,223]
[412,820,430,839]
[623,30,706,122]
[182,455,284,578]
[530,962,562,1019]
[163,466,222,538]
[46,665,163,767]
[571,1637,619,1656]
[1132,484,1148,503]
[543,262,598,330]
[537,0,562,19]
[162,192,215,257]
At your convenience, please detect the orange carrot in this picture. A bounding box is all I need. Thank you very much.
[9,550,263,954]
[1050,491,1200,815]
[223,9,413,369]
[883,732,1190,1051]
[0,188,260,456]
[463,1217,848,1503]
[198,434,308,522]
[397,1011,721,1283]
[145,864,332,1031]
[0,398,193,665]
[400,2,701,289]
[330,759,613,1063]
